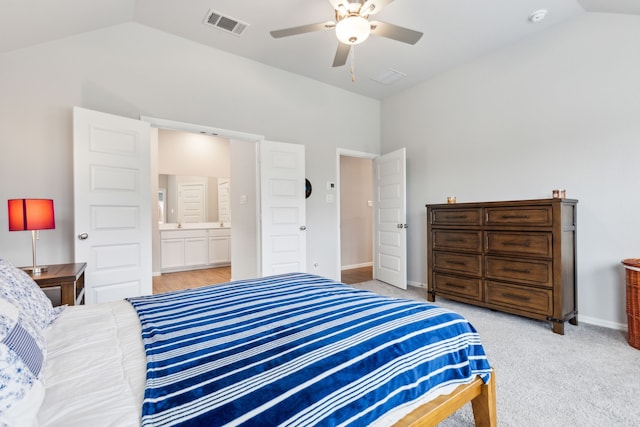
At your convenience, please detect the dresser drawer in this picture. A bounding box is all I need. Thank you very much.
[433,252,482,276]
[434,273,482,301]
[485,206,552,226]
[485,281,552,316]
[430,208,482,226]
[485,232,552,257]
[485,256,552,287]
[432,230,483,252]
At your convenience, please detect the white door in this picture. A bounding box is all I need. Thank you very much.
[178,183,206,223]
[373,148,407,289]
[260,140,306,276]
[73,107,152,304]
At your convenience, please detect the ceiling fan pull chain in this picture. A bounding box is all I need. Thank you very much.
[350,46,356,82]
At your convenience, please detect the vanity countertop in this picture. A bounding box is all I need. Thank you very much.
[159,222,230,230]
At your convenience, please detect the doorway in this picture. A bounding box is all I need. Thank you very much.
[155,129,231,278]
[144,115,264,282]
[75,108,306,302]
[338,152,375,284]
[337,148,408,289]
[146,115,307,283]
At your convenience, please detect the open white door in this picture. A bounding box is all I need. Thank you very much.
[73,107,152,303]
[260,140,306,276]
[373,148,407,289]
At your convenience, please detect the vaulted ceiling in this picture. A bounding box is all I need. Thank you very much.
[2,0,638,99]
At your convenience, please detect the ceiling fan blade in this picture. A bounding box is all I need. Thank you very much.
[332,42,351,67]
[328,0,349,13]
[360,0,394,16]
[370,20,423,44]
[270,21,334,38]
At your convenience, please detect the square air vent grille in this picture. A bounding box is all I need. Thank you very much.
[204,10,249,36]
[370,69,407,85]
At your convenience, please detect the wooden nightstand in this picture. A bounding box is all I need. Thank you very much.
[28,263,86,306]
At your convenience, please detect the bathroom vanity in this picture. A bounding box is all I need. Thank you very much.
[160,223,231,272]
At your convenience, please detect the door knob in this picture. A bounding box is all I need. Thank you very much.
[78,233,88,240]
[300,226,307,231]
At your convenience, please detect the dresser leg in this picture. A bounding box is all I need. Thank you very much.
[552,321,565,335]
[427,290,436,303]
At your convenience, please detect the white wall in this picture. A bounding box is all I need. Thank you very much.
[0,22,380,281]
[229,139,259,281]
[157,129,230,177]
[381,13,640,329]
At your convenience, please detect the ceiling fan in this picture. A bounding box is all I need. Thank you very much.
[270,0,423,68]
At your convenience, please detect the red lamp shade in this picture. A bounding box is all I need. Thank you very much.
[8,199,56,231]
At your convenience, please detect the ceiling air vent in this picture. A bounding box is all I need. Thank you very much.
[204,10,249,36]
[371,69,407,85]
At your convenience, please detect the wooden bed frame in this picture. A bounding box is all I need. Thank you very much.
[395,370,497,427]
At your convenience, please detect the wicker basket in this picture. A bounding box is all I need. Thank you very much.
[622,258,640,350]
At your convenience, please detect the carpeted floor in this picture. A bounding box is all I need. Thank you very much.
[352,280,640,427]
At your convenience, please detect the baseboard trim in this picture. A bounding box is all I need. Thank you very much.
[341,262,373,270]
[579,315,627,332]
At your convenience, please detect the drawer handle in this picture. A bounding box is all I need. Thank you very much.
[445,238,466,243]
[502,241,531,247]
[447,215,468,219]
[503,267,531,274]
[447,261,467,266]
[444,283,466,289]
[502,292,531,302]
[501,214,530,219]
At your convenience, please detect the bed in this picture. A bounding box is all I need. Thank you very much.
[0,259,496,427]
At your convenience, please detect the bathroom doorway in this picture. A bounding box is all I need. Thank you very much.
[155,129,232,279]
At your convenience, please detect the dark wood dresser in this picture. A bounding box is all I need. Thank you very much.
[426,198,577,334]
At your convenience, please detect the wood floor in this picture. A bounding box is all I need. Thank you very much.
[153,267,231,294]
[152,265,373,293]
[341,266,373,284]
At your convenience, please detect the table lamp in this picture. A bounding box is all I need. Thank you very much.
[8,198,55,274]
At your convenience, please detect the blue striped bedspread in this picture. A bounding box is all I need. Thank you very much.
[127,273,491,426]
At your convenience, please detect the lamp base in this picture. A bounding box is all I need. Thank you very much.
[22,265,48,275]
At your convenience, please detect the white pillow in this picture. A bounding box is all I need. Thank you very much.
[0,298,46,426]
[0,259,64,330]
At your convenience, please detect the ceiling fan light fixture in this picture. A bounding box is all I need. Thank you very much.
[335,15,371,45]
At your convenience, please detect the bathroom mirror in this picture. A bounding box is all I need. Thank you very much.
[159,174,230,224]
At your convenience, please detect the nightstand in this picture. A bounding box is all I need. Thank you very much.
[28,263,86,306]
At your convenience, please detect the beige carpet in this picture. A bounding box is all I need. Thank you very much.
[352,280,640,427]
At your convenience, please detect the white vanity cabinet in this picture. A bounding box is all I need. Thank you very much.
[161,227,231,272]
[208,228,231,266]
[161,238,184,270]
[161,229,209,272]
